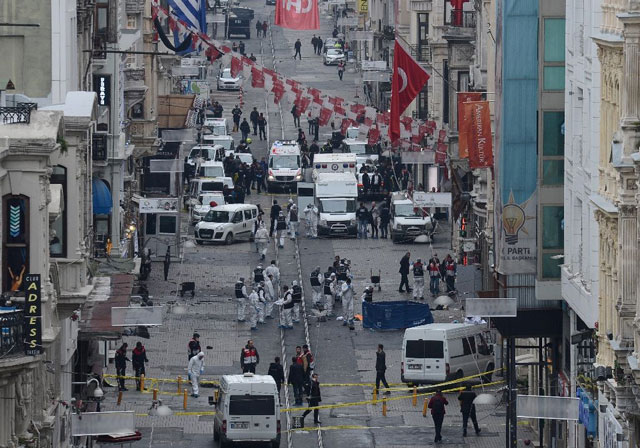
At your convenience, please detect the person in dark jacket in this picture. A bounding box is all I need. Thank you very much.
[375,344,390,395]
[240,118,251,142]
[188,333,201,361]
[288,356,305,405]
[301,373,322,425]
[257,113,267,140]
[268,357,285,394]
[250,107,260,135]
[379,202,390,238]
[458,385,481,436]
[399,252,411,293]
[131,342,149,391]
[232,104,242,132]
[428,389,449,443]
[115,343,130,391]
[240,339,259,373]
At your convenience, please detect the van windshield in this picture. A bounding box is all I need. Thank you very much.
[201,181,224,192]
[406,340,444,359]
[347,143,367,155]
[204,210,230,223]
[200,166,225,177]
[270,155,300,169]
[229,395,275,415]
[395,204,422,217]
[319,199,356,213]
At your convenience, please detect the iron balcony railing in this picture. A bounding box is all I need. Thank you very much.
[0,103,37,124]
[447,10,477,28]
[0,309,24,357]
[408,43,432,63]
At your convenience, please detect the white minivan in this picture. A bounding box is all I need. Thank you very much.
[401,323,495,385]
[194,204,258,245]
[214,373,281,448]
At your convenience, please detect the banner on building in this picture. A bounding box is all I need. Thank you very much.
[413,192,452,208]
[24,274,42,356]
[275,0,320,30]
[457,92,483,158]
[465,101,493,168]
[357,0,368,12]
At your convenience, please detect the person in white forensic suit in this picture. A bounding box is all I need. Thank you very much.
[256,282,267,324]
[188,352,205,398]
[304,203,319,238]
[264,275,276,318]
[341,278,355,328]
[248,287,260,330]
[279,285,294,329]
[265,260,280,295]
[254,224,270,261]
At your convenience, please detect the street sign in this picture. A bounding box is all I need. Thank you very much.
[361,60,387,71]
[357,0,368,13]
[337,17,359,26]
[111,306,164,326]
[72,412,136,436]
[517,395,579,421]
[352,31,373,41]
[413,192,452,208]
[465,298,517,317]
[362,71,391,82]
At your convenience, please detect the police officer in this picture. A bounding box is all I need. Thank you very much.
[341,278,355,329]
[323,271,336,316]
[310,266,323,307]
[291,280,303,323]
[256,282,267,324]
[280,285,294,329]
[276,211,287,248]
[254,264,265,285]
[235,278,248,322]
[412,258,425,300]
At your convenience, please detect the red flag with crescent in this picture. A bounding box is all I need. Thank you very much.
[275,0,320,30]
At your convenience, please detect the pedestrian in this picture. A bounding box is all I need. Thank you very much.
[412,258,425,300]
[232,104,242,131]
[429,259,441,296]
[310,266,323,307]
[132,341,148,391]
[311,35,318,54]
[257,113,267,140]
[240,339,259,373]
[291,280,302,323]
[307,112,314,134]
[188,333,201,361]
[114,343,129,391]
[428,389,449,443]
[294,38,302,59]
[280,285,294,329]
[276,211,287,248]
[270,200,281,236]
[256,20,262,38]
[288,204,299,238]
[444,254,457,293]
[240,118,251,142]
[255,224,269,260]
[235,277,248,322]
[301,373,322,425]
[303,203,318,237]
[265,260,280,295]
[399,252,411,293]
[262,21,268,36]
[370,170,381,194]
[268,356,285,395]
[302,344,314,395]
[291,104,300,127]
[380,202,390,238]
[289,356,305,405]
[316,36,323,55]
[341,277,354,329]
[458,385,481,436]
[163,247,170,281]
[264,274,276,318]
[297,127,306,145]
[239,40,245,55]
[248,287,261,330]
[356,202,369,239]
[337,60,345,80]
[249,53,257,62]
[323,272,336,316]
[375,344,390,395]
[250,107,259,135]
[370,202,379,238]
[232,41,238,52]
[332,27,338,38]
[188,352,205,398]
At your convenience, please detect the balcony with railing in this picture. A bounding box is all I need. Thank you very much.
[445,10,477,28]
[92,134,108,161]
[0,309,24,358]
[409,43,432,64]
[0,103,37,124]
[92,35,107,59]
[409,0,432,11]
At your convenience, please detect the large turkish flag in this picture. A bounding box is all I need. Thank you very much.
[389,41,430,142]
[275,0,319,30]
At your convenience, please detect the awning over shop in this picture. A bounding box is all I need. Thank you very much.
[79,274,133,340]
[93,179,112,215]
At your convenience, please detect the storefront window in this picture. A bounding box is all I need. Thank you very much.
[158,215,176,234]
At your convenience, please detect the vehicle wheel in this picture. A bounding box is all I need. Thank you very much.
[271,438,281,448]
[225,233,234,245]
[482,363,494,383]
[195,239,203,245]
[213,425,220,441]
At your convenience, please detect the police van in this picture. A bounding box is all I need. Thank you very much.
[401,323,495,385]
[311,153,357,181]
[213,373,281,447]
[267,140,302,192]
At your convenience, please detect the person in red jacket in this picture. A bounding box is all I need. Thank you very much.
[240,339,260,373]
[428,389,449,443]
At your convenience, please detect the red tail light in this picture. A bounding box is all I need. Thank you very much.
[401,361,404,375]
[222,420,227,434]
[445,363,450,375]
[277,420,281,434]
[322,164,327,168]
[349,163,355,168]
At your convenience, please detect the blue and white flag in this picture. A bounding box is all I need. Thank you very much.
[169,0,207,53]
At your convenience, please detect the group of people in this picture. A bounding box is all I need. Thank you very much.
[113,341,149,392]
[426,386,482,443]
[399,252,458,300]
[255,20,268,38]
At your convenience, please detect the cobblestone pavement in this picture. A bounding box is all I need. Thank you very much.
[98,0,538,446]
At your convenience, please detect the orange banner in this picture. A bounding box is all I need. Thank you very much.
[467,101,493,169]
[457,92,483,158]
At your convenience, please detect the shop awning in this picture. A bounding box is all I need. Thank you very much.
[79,274,133,340]
[92,179,112,215]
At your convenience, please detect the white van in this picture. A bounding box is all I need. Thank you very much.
[204,117,229,136]
[267,141,302,192]
[401,323,496,385]
[190,192,226,224]
[315,172,358,237]
[187,145,224,168]
[188,177,234,199]
[194,204,258,244]
[199,161,226,178]
[390,192,433,243]
[341,138,379,166]
[311,153,357,181]
[203,134,235,153]
[213,373,281,448]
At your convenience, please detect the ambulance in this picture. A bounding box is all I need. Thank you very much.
[266,140,302,192]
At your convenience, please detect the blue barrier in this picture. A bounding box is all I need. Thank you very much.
[362,300,434,330]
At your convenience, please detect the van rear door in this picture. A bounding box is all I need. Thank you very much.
[404,339,445,382]
[228,394,276,440]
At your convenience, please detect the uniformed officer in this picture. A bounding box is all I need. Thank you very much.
[254,264,265,285]
[310,266,323,307]
[235,278,248,322]
[291,280,303,323]
[280,285,294,329]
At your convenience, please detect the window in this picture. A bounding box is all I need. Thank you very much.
[243,210,252,220]
[158,215,176,234]
[127,14,137,29]
[50,166,67,258]
[95,4,109,36]
[542,160,564,185]
[417,85,429,120]
[543,18,566,91]
[405,340,444,359]
[229,395,275,415]
[542,206,564,249]
[462,337,476,355]
[542,111,565,185]
[145,214,157,235]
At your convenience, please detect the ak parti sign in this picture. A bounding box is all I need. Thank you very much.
[457,92,483,158]
[462,101,493,169]
[24,274,42,356]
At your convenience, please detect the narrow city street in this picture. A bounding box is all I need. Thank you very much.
[98,1,537,447]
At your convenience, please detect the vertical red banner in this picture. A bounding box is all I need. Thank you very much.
[275,0,320,30]
[457,92,483,158]
[467,101,493,169]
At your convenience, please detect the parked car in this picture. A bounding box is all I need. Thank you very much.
[266,0,276,5]
[323,48,346,65]
[217,68,242,91]
[194,204,258,245]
